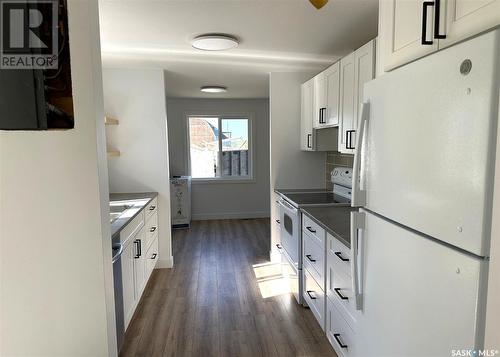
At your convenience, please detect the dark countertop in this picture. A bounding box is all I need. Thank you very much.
[274,188,330,195]
[300,205,357,248]
[110,192,158,239]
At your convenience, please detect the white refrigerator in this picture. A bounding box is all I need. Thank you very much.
[350,30,499,356]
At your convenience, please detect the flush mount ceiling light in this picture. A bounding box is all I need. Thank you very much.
[309,0,329,9]
[200,86,227,93]
[191,34,239,51]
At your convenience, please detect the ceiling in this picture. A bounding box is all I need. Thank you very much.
[99,0,379,98]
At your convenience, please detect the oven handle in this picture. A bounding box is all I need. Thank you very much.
[278,198,298,214]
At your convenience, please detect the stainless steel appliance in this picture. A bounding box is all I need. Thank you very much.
[112,242,125,353]
[277,167,352,305]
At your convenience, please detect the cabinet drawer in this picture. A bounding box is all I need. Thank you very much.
[144,212,158,250]
[327,297,355,357]
[146,197,158,218]
[327,233,351,279]
[145,236,159,279]
[302,215,325,245]
[303,231,325,287]
[327,267,358,330]
[303,269,325,331]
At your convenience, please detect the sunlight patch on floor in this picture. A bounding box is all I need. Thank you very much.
[252,262,290,299]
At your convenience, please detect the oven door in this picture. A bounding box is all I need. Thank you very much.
[278,199,300,269]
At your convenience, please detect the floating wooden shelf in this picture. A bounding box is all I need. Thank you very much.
[107,150,120,157]
[104,116,119,125]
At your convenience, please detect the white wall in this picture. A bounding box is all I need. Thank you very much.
[269,72,327,260]
[102,68,173,268]
[166,97,270,220]
[0,0,116,355]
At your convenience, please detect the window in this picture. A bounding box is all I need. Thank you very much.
[188,116,252,180]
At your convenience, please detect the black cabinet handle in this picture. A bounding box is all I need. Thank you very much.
[306,254,316,262]
[421,1,434,45]
[151,253,157,259]
[306,226,316,233]
[334,251,349,262]
[134,239,141,259]
[150,226,157,233]
[276,219,281,224]
[307,133,312,148]
[276,243,282,250]
[434,0,446,39]
[306,290,317,300]
[333,333,348,349]
[334,288,349,300]
[319,108,327,124]
[346,130,356,149]
[149,205,156,211]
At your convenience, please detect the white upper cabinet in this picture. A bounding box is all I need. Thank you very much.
[325,62,341,127]
[379,0,500,71]
[338,53,356,154]
[338,40,375,154]
[379,0,438,71]
[441,0,500,48]
[313,73,327,128]
[301,79,315,151]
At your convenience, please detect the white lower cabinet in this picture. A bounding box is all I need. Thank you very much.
[120,199,159,330]
[327,297,356,357]
[303,269,326,331]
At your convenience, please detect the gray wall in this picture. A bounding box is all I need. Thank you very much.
[166,98,270,220]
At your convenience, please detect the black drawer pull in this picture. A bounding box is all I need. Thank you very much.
[333,333,348,349]
[151,253,157,259]
[149,205,156,211]
[306,254,316,262]
[276,243,282,250]
[334,288,348,300]
[306,226,316,233]
[276,219,281,224]
[149,226,157,233]
[134,239,142,259]
[334,251,349,262]
[306,290,317,300]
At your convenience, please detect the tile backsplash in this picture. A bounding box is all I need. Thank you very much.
[326,152,354,190]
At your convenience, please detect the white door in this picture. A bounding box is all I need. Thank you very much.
[300,79,314,151]
[325,62,341,126]
[359,30,499,256]
[353,209,485,357]
[133,228,147,299]
[441,0,500,48]
[121,239,136,328]
[338,53,356,154]
[313,73,327,128]
[379,0,439,71]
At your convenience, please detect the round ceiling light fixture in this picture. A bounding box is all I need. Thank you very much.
[200,85,227,93]
[191,34,239,51]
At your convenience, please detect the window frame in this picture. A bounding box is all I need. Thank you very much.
[185,113,255,184]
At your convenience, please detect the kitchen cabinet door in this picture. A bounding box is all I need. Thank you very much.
[133,228,147,299]
[313,73,327,128]
[379,0,438,71]
[300,79,314,151]
[325,62,341,127]
[121,239,136,328]
[338,53,356,154]
[440,0,500,49]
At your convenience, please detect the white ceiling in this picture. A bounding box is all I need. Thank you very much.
[99,0,379,98]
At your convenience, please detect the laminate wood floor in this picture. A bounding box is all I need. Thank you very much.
[120,219,337,357]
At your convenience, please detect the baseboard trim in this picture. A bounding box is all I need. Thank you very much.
[192,211,270,221]
[156,256,174,269]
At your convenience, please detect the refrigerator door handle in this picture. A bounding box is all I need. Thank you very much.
[352,102,369,207]
[351,211,365,311]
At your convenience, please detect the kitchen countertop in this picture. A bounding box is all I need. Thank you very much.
[110,192,158,239]
[274,188,331,195]
[300,205,357,248]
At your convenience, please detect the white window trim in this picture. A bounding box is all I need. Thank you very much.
[185,113,256,184]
